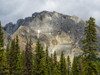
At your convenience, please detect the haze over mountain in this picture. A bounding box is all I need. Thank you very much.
[3,11,100,61]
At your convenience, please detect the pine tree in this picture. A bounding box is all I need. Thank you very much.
[8,36,20,75]
[0,22,9,74]
[50,54,54,75]
[67,56,71,75]
[82,17,98,75]
[96,61,100,75]
[71,56,79,75]
[8,39,16,74]
[24,39,33,75]
[0,21,4,74]
[6,43,9,62]
[14,35,20,74]
[45,47,51,75]
[59,51,67,75]
[2,52,10,75]
[23,41,29,75]
[53,51,59,75]
[34,40,45,75]
[28,39,33,74]
[17,51,25,75]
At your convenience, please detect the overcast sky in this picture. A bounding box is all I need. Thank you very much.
[0,0,100,26]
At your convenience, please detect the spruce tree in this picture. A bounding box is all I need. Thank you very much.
[8,39,15,75]
[96,61,100,75]
[50,54,54,75]
[0,21,4,74]
[6,43,9,62]
[17,51,25,75]
[59,51,67,75]
[71,56,79,75]
[53,51,59,75]
[34,40,45,75]
[82,17,98,75]
[54,51,57,67]
[23,41,29,75]
[14,35,20,74]
[0,22,9,74]
[8,36,20,75]
[45,47,51,75]
[24,39,33,75]
[67,56,71,75]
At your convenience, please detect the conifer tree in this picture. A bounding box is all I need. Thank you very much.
[8,36,20,75]
[71,56,79,75]
[0,22,9,74]
[0,21,4,74]
[59,51,67,75]
[15,35,20,59]
[17,51,25,75]
[14,35,20,74]
[8,39,15,74]
[54,51,57,67]
[67,56,71,75]
[53,51,59,75]
[6,43,10,74]
[24,39,33,75]
[6,44,9,62]
[23,41,29,75]
[34,40,45,75]
[2,52,10,75]
[97,60,100,75]
[50,54,54,75]
[82,17,98,75]
[45,47,51,75]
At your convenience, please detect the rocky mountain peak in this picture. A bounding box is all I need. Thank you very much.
[3,11,100,61]
[4,11,70,35]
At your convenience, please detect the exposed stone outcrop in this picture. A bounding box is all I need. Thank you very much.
[3,11,100,61]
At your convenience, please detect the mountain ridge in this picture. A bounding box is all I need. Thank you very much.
[4,11,82,35]
[3,11,100,61]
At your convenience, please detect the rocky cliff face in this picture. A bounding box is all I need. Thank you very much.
[2,29,11,46]
[4,11,100,61]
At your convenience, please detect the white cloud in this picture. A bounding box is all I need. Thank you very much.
[0,0,100,26]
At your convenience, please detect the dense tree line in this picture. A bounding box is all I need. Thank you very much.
[0,17,100,75]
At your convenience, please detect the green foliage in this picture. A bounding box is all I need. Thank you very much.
[0,22,4,50]
[2,52,10,75]
[53,51,59,75]
[0,22,9,74]
[34,40,45,75]
[8,39,15,74]
[67,56,71,75]
[82,17,98,75]
[71,56,79,75]
[0,21,4,74]
[24,39,33,75]
[59,51,67,75]
[82,17,98,59]
[96,61,100,75]
[82,61,97,75]
[7,36,21,75]
[16,51,25,75]
[50,54,54,75]
[45,47,51,75]
[54,51,57,67]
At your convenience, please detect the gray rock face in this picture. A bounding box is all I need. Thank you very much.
[4,11,100,61]
[4,22,16,34]
[2,29,11,46]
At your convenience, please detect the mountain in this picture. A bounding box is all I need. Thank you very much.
[2,29,11,46]
[3,11,100,61]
